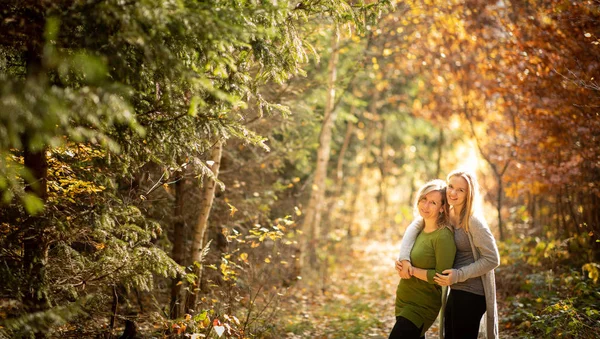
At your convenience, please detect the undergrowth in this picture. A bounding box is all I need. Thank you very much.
[496,232,600,339]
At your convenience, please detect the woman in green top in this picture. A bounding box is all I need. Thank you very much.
[388,179,457,339]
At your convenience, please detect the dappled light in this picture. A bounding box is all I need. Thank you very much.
[1,0,599,338]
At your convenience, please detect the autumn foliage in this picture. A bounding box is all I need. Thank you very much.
[1,0,599,338]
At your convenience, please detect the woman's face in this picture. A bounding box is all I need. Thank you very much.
[447,175,469,208]
[418,190,444,221]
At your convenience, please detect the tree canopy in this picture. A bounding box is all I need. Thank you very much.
[1,0,598,338]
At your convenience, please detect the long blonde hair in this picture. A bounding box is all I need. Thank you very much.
[414,179,451,230]
[447,169,480,232]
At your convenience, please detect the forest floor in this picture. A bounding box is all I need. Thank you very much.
[277,239,443,339]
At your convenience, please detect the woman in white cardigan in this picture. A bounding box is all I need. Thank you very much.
[396,169,500,339]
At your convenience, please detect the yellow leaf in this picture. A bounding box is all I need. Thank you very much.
[264,258,271,263]
[239,253,248,261]
[251,241,260,248]
[228,203,238,217]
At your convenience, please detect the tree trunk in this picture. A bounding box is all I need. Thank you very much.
[377,115,388,232]
[300,32,340,271]
[464,105,512,241]
[557,189,567,236]
[185,141,223,313]
[435,128,444,178]
[496,179,504,241]
[565,185,580,235]
[22,142,51,316]
[170,169,186,318]
[347,120,377,240]
[335,118,354,188]
[22,27,51,314]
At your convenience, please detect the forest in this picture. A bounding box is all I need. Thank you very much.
[0,0,599,338]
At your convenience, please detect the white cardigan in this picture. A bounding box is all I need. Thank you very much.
[397,215,500,339]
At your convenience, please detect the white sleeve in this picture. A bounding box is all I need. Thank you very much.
[397,217,424,262]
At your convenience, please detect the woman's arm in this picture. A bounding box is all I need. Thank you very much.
[442,216,499,285]
[397,217,424,262]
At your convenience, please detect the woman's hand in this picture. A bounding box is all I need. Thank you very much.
[434,269,457,286]
[395,260,413,279]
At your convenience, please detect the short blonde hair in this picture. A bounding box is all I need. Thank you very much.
[447,169,480,232]
[414,179,450,230]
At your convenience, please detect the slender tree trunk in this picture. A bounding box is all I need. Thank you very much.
[496,179,504,241]
[22,26,51,315]
[346,172,363,241]
[464,106,512,241]
[300,32,340,270]
[565,185,580,235]
[110,286,119,331]
[592,193,600,235]
[435,128,444,178]
[321,116,355,274]
[558,188,567,236]
[377,115,388,232]
[185,141,223,313]
[170,168,186,318]
[336,118,354,188]
[347,121,377,240]
[22,141,50,312]
[326,114,355,242]
[528,192,535,233]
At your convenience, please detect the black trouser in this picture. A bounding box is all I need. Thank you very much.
[444,289,487,339]
[388,316,425,339]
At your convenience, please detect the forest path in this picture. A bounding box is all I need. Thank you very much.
[280,239,442,338]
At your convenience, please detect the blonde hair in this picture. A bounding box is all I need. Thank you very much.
[414,179,450,230]
[447,169,480,232]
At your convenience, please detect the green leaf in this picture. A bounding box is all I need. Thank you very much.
[188,96,203,117]
[23,193,45,215]
[71,52,108,83]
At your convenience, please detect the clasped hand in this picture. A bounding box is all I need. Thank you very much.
[395,260,412,279]
[433,269,456,286]
[395,260,456,286]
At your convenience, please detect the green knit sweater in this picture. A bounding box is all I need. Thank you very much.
[395,227,456,336]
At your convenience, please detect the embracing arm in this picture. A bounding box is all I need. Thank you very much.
[453,216,500,284]
[397,217,424,262]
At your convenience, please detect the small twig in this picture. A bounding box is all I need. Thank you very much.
[145,171,168,196]
[71,262,128,288]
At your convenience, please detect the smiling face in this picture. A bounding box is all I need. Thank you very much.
[418,190,444,222]
[446,175,469,209]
